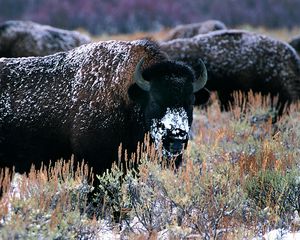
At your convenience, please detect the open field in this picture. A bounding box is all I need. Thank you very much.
[0,27,300,239]
[91,26,300,42]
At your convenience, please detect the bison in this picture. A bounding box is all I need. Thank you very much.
[160,30,300,112]
[0,20,91,57]
[0,39,207,174]
[164,20,227,41]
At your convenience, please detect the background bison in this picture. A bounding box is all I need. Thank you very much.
[0,20,91,57]
[0,39,207,174]
[160,30,300,112]
[164,20,227,41]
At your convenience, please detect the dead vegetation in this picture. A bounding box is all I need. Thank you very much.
[91,26,300,42]
[0,91,298,239]
[0,158,96,239]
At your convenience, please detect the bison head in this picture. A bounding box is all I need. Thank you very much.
[128,58,207,160]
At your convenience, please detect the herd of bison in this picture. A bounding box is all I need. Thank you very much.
[0,19,299,176]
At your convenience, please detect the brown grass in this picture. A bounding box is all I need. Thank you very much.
[0,91,299,238]
[90,26,300,42]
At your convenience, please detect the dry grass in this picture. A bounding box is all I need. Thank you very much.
[94,92,300,239]
[155,25,300,42]
[92,31,157,42]
[90,26,300,42]
[1,20,299,238]
[1,24,299,238]
[0,158,97,239]
[239,25,300,42]
[0,93,299,238]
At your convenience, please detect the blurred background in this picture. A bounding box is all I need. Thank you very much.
[1,0,300,35]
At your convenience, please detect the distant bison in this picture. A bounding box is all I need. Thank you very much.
[289,35,300,55]
[0,39,207,173]
[0,20,91,57]
[164,20,227,41]
[160,30,300,112]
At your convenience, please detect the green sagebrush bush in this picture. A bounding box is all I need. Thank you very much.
[0,92,299,239]
[0,159,97,239]
[245,168,300,217]
[94,92,300,239]
[94,140,245,239]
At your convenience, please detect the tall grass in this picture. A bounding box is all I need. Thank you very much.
[0,92,299,239]
[0,158,96,239]
[94,92,300,239]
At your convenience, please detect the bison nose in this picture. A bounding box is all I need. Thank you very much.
[163,129,189,155]
[170,138,186,154]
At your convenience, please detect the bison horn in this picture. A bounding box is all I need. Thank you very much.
[193,59,207,93]
[134,57,150,92]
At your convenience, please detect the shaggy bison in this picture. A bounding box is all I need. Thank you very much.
[161,30,300,112]
[0,39,207,173]
[164,20,227,41]
[0,20,91,57]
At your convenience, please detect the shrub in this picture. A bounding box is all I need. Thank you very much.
[0,91,299,239]
[0,158,97,239]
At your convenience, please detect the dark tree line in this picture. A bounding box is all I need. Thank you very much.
[0,0,300,35]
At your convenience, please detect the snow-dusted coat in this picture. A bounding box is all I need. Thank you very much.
[161,30,300,110]
[164,20,227,41]
[0,20,91,57]
[0,39,207,173]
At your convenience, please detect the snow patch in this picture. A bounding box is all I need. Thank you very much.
[150,107,190,155]
[253,229,300,240]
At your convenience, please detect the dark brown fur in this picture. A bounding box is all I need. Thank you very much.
[165,20,226,41]
[161,30,300,112]
[0,20,91,57]
[0,39,207,174]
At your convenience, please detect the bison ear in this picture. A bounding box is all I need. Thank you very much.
[128,83,148,104]
[194,88,210,106]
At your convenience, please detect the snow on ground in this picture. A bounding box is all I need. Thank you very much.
[254,229,300,240]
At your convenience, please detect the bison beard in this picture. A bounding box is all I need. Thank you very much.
[0,39,208,175]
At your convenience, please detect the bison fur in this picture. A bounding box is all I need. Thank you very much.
[164,20,227,41]
[161,30,300,113]
[0,39,208,174]
[0,20,91,57]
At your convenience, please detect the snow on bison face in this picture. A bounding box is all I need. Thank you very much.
[150,107,190,156]
[128,58,207,158]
